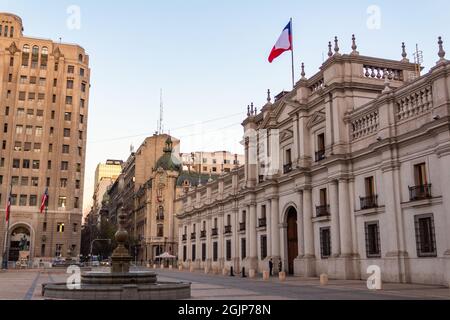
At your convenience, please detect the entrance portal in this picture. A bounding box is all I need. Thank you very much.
[286,207,298,275]
[9,226,31,262]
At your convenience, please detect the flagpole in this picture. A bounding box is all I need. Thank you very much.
[290,17,295,89]
[2,183,12,270]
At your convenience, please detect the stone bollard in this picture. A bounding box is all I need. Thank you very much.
[263,271,270,281]
[190,266,195,273]
[153,264,157,269]
[169,265,173,270]
[249,269,256,279]
[222,268,228,276]
[279,272,286,282]
[204,267,209,274]
[320,274,329,286]
[178,265,183,271]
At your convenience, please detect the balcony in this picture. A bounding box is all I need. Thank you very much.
[315,150,326,162]
[156,214,164,221]
[258,218,267,228]
[283,163,293,174]
[182,234,187,241]
[316,205,330,217]
[239,222,246,232]
[259,175,265,183]
[409,184,432,201]
[190,232,196,240]
[211,228,218,236]
[200,230,207,239]
[360,195,378,210]
[224,225,232,235]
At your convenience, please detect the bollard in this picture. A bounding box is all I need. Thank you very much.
[279,272,286,281]
[178,265,183,271]
[190,266,195,273]
[249,269,256,279]
[320,274,329,286]
[263,271,270,281]
[153,264,157,269]
[242,267,246,278]
[222,268,228,276]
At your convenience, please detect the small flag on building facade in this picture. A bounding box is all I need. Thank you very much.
[40,188,49,214]
[5,186,12,223]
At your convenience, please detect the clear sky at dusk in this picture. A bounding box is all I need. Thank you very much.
[2,0,450,212]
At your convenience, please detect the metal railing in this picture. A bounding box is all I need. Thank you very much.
[258,218,267,228]
[283,163,293,174]
[239,222,246,232]
[316,205,330,217]
[200,230,207,239]
[360,195,378,210]
[224,225,232,234]
[315,150,326,162]
[211,228,218,236]
[409,184,432,201]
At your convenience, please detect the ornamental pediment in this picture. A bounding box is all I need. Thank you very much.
[307,111,326,129]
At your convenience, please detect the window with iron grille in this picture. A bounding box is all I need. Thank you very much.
[260,235,267,259]
[213,242,218,262]
[365,221,381,258]
[202,243,206,262]
[320,227,331,259]
[414,214,437,257]
[241,238,247,259]
[226,240,232,261]
[183,246,187,262]
[192,244,196,261]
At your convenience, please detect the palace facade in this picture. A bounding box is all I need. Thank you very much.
[176,36,450,287]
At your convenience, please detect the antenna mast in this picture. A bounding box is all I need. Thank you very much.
[158,89,164,135]
[413,44,423,78]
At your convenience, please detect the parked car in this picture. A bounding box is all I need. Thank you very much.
[91,256,100,267]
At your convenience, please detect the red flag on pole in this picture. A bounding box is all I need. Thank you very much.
[40,188,49,214]
[5,190,11,223]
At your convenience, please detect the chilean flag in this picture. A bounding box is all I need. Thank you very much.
[5,191,11,223]
[268,21,293,63]
[40,188,49,214]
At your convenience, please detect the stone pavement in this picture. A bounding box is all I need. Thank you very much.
[0,268,449,300]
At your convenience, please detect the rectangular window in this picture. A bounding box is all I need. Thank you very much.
[61,162,69,171]
[65,96,73,105]
[11,176,19,186]
[183,246,187,262]
[55,244,63,257]
[19,195,27,206]
[11,195,18,206]
[58,197,67,208]
[320,188,328,206]
[260,235,267,259]
[81,82,86,92]
[28,92,35,101]
[22,159,30,169]
[35,127,43,137]
[39,78,46,86]
[414,163,428,186]
[34,143,41,153]
[26,126,33,135]
[14,142,22,152]
[13,159,21,169]
[53,78,57,87]
[62,145,70,154]
[31,177,39,187]
[64,128,71,137]
[202,243,206,262]
[415,214,437,257]
[226,240,232,261]
[21,177,29,186]
[213,242,218,262]
[68,65,74,74]
[365,177,375,196]
[67,80,74,89]
[80,68,85,77]
[15,125,23,135]
[29,195,37,206]
[320,227,331,259]
[60,179,68,188]
[241,238,247,259]
[192,244,196,261]
[80,99,85,108]
[64,112,72,121]
[73,223,78,233]
[365,222,381,258]
[32,160,40,170]
[24,142,31,151]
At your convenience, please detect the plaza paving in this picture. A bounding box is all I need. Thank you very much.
[0,267,449,300]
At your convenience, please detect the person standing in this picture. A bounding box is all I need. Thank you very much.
[278,260,282,273]
[269,259,274,276]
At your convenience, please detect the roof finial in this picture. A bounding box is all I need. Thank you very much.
[247,105,250,117]
[437,36,447,64]
[334,36,340,55]
[328,41,333,57]
[401,42,408,61]
[382,68,392,94]
[351,34,359,55]
[267,89,272,103]
[250,102,254,115]
[301,62,306,79]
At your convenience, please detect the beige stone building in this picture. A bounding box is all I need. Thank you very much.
[181,151,244,174]
[176,36,450,287]
[0,13,90,265]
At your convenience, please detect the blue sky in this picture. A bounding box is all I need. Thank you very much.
[2,0,450,211]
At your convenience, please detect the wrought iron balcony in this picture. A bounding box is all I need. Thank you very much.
[211,228,218,236]
[258,218,267,228]
[239,222,246,232]
[182,234,187,241]
[200,230,207,239]
[156,214,164,221]
[259,175,265,183]
[360,195,378,210]
[190,232,196,240]
[283,163,293,174]
[224,225,232,234]
[409,184,432,201]
[315,150,326,162]
[316,205,330,217]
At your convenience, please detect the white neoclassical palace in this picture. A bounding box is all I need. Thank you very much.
[175,36,450,287]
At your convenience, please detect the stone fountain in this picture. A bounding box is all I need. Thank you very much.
[42,207,191,300]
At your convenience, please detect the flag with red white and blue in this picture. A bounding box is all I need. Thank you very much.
[5,187,11,223]
[40,188,49,214]
[268,20,293,63]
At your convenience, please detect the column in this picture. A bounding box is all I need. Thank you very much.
[329,180,341,257]
[196,221,201,267]
[249,204,257,268]
[292,114,299,165]
[338,179,352,256]
[187,224,192,264]
[439,153,450,287]
[206,217,212,262]
[302,189,314,257]
[178,225,183,262]
[270,197,280,258]
[297,192,304,257]
[218,214,224,265]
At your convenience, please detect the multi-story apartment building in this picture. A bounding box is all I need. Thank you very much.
[176,36,450,287]
[94,159,122,189]
[0,13,90,264]
[181,151,244,175]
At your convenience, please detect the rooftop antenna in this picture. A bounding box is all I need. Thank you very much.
[130,144,135,153]
[413,44,423,79]
[158,89,164,135]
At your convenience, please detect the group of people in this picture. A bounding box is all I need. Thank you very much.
[268,258,282,276]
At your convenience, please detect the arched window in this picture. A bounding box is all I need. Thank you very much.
[10,26,14,38]
[0,26,2,37]
[4,26,8,37]
[78,54,83,62]
[41,47,48,68]
[22,45,30,67]
[31,46,39,68]
[32,45,39,56]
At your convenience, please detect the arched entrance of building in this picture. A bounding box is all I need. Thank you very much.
[9,226,31,262]
[286,207,298,275]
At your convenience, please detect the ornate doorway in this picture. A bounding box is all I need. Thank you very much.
[9,226,31,262]
[286,207,298,275]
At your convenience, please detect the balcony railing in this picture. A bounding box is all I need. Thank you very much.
[200,230,207,239]
[283,163,293,174]
[211,228,218,236]
[239,222,246,232]
[156,214,164,221]
[409,184,432,201]
[316,205,330,217]
[182,234,187,241]
[315,150,326,162]
[258,218,267,228]
[224,225,232,234]
[190,232,196,240]
[360,195,378,210]
[259,175,265,183]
